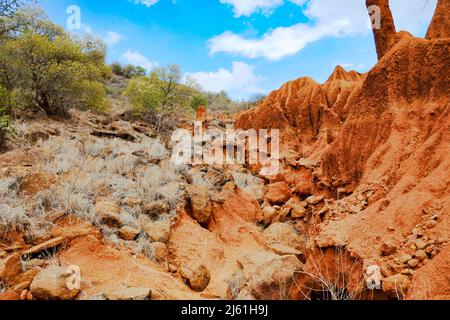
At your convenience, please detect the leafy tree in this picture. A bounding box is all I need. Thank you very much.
[0,84,13,150]
[124,64,202,132]
[0,7,110,116]
[191,92,208,111]
[0,0,33,38]
[123,64,146,78]
[111,62,146,79]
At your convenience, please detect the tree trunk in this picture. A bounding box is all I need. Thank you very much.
[366,0,397,60]
[426,0,450,39]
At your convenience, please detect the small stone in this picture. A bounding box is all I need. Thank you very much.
[185,185,212,224]
[180,265,211,292]
[412,239,427,250]
[436,237,448,245]
[407,259,419,268]
[118,226,140,241]
[394,253,413,265]
[95,201,122,228]
[401,269,414,276]
[105,287,151,300]
[143,219,171,243]
[306,195,324,205]
[30,266,81,300]
[150,242,168,262]
[258,206,277,225]
[286,198,307,219]
[381,240,397,256]
[26,291,33,300]
[414,250,428,262]
[263,223,306,253]
[0,253,21,285]
[382,274,410,298]
[425,245,435,255]
[265,182,292,205]
[425,220,437,229]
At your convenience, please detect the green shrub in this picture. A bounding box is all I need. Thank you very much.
[124,64,203,132]
[0,85,13,150]
[0,7,110,116]
[111,62,146,79]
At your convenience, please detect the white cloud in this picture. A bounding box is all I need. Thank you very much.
[219,0,307,17]
[209,20,350,60]
[121,50,158,71]
[130,0,159,7]
[211,0,437,60]
[219,0,283,17]
[103,31,123,46]
[186,62,264,99]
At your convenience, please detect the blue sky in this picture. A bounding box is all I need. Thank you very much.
[41,0,437,100]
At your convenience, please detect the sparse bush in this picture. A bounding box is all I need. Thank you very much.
[111,62,146,79]
[124,64,202,133]
[0,85,14,150]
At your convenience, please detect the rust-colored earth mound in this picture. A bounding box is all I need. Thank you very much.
[236,29,450,299]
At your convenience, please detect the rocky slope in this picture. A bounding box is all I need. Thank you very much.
[0,1,449,301]
[235,12,450,300]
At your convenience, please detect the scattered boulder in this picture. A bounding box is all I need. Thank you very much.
[30,266,81,300]
[180,265,211,292]
[237,251,303,300]
[263,223,306,253]
[412,239,427,250]
[150,242,168,262]
[425,220,437,229]
[382,274,411,299]
[0,253,21,285]
[105,287,151,300]
[185,185,213,224]
[407,258,420,268]
[232,172,265,201]
[142,200,170,217]
[143,219,171,243]
[23,125,60,143]
[306,195,324,205]
[265,182,292,205]
[95,201,122,228]
[286,197,307,218]
[118,226,140,241]
[414,250,428,262]
[258,206,277,225]
[380,240,397,256]
[394,253,413,265]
